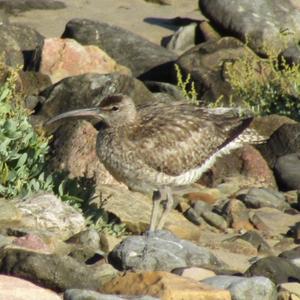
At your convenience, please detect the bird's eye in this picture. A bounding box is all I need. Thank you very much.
[111,106,119,111]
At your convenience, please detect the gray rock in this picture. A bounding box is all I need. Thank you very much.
[249,207,300,238]
[61,18,177,78]
[236,231,272,254]
[0,248,117,291]
[258,123,300,168]
[199,0,300,55]
[66,229,107,263]
[36,73,156,124]
[144,81,185,102]
[237,187,288,210]
[245,256,300,284]
[280,45,300,66]
[108,230,226,271]
[184,207,203,226]
[164,23,198,55]
[14,193,85,240]
[202,211,228,231]
[64,289,158,300]
[193,200,212,215]
[202,275,277,300]
[279,246,300,268]
[274,153,300,190]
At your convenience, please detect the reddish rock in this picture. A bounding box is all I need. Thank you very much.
[205,145,276,189]
[225,199,254,231]
[12,234,50,252]
[0,275,61,300]
[40,37,130,83]
[240,145,277,188]
[49,121,123,187]
[184,187,221,205]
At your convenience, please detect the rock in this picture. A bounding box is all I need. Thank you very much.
[94,185,200,240]
[0,22,44,67]
[205,145,276,190]
[164,23,198,55]
[175,37,256,103]
[279,283,300,300]
[36,73,156,123]
[101,271,231,300]
[184,187,221,205]
[198,20,221,42]
[65,288,159,300]
[19,71,52,100]
[234,231,272,254]
[258,123,300,168]
[279,246,300,268]
[0,248,116,291]
[183,207,203,226]
[0,26,23,66]
[12,233,51,252]
[223,199,254,231]
[3,23,44,61]
[237,187,288,210]
[0,274,61,300]
[199,0,300,55]
[202,275,277,300]
[15,193,85,240]
[238,145,277,188]
[144,81,185,102]
[252,115,297,140]
[245,256,300,284]
[172,266,216,281]
[108,230,226,272]
[0,0,65,15]
[249,207,300,238]
[48,120,122,187]
[61,18,177,78]
[0,198,22,226]
[201,211,227,231]
[280,45,300,66]
[275,153,300,190]
[66,229,107,263]
[37,38,130,84]
[221,238,258,256]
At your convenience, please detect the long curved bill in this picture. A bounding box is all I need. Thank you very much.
[45,108,102,126]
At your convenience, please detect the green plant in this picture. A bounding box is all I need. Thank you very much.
[84,192,128,237]
[224,43,300,121]
[175,64,198,104]
[0,67,53,198]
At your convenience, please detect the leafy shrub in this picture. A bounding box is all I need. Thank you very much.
[0,64,127,236]
[224,44,300,121]
[0,67,53,198]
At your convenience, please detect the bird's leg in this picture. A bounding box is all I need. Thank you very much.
[149,190,163,231]
[156,186,173,230]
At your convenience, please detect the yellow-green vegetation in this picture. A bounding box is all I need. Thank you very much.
[0,66,53,198]
[175,64,198,105]
[224,44,300,121]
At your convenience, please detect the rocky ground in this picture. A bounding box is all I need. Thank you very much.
[0,0,300,300]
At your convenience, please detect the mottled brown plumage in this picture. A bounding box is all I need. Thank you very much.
[46,94,262,230]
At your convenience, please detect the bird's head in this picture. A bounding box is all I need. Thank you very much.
[45,94,138,128]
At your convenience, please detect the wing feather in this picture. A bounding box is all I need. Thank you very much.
[124,103,249,176]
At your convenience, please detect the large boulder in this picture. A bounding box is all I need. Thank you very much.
[61,18,177,79]
[199,0,300,55]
